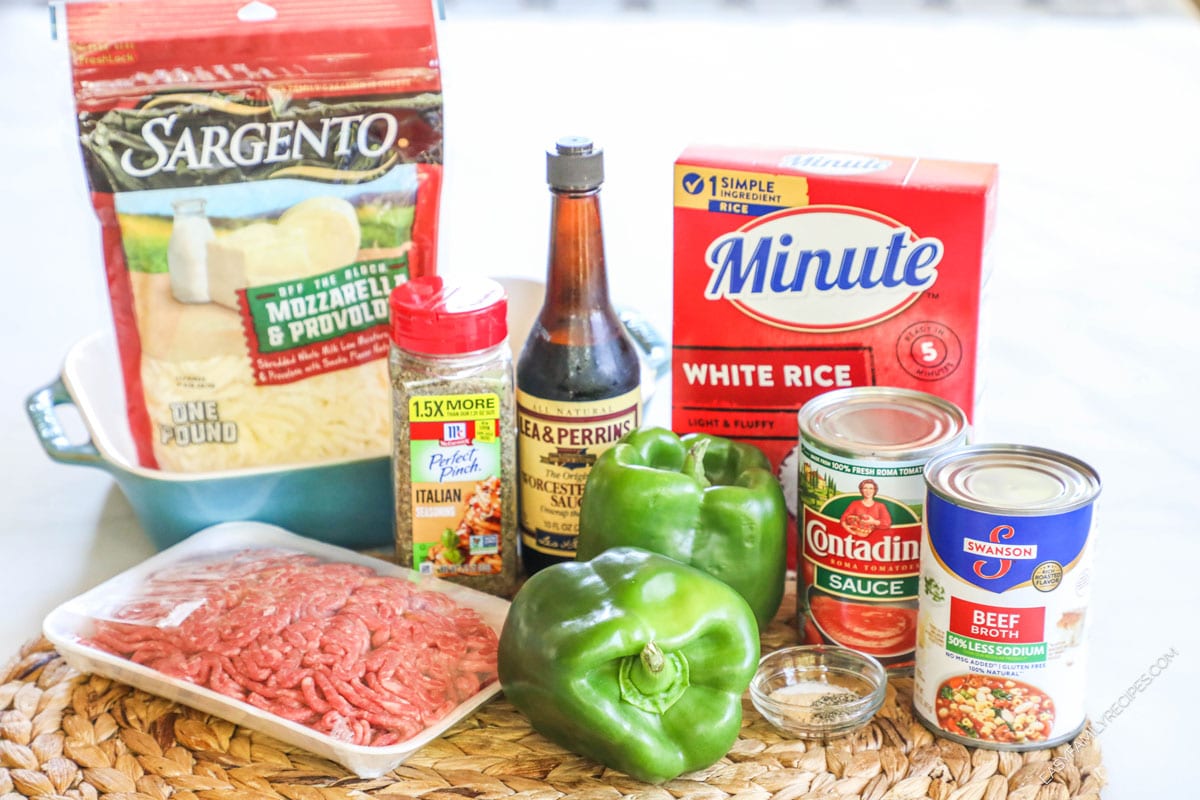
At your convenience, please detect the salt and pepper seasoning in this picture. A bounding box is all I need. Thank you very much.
[516,137,643,576]
[390,276,519,597]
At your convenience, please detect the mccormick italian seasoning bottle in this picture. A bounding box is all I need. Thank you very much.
[390,276,519,598]
[517,137,642,576]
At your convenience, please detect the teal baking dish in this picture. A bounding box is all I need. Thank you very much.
[26,331,394,551]
[26,282,668,551]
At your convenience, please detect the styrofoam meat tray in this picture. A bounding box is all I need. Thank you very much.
[42,522,510,777]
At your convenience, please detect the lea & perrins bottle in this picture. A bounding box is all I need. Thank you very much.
[517,136,642,576]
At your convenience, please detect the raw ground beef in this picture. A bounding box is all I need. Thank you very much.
[86,550,499,747]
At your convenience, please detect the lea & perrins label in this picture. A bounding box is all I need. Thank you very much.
[914,444,1100,751]
[516,388,641,560]
[671,147,997,569]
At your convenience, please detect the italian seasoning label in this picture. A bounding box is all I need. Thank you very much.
[408,392,504,577]
[516,387,641,557]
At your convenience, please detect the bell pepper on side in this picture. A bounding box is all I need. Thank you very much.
[498,547,759,784]
[576,427,787,628]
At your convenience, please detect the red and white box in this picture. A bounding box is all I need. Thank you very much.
[671,146,998,564]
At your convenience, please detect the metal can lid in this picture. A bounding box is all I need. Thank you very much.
[797,387,969,461]
[546,136,604,191]
[924,444,1101,515]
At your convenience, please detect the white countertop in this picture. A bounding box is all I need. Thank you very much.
[2,3,1198,796]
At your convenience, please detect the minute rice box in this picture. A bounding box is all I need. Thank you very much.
[671,146,998,565]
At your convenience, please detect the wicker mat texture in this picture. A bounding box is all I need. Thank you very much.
[0,597,1106,800]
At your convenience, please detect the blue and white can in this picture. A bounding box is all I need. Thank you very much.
[914,444,1101,751]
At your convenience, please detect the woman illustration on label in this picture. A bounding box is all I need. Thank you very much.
[841,479,892,537]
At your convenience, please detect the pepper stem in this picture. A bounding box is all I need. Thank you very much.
[618,641,690,715]
[682,439,712,488]
[637,642,668,683]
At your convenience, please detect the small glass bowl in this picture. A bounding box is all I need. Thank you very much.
[749,645,887,740]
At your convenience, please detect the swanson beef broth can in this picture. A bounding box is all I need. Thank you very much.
[915,445,1101,750]
[797,387,968,674]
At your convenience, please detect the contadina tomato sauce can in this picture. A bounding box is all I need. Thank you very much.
[915,444,1101,750]
[797,387,969,674]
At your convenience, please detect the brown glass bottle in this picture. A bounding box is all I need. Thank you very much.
[516,137,642,576]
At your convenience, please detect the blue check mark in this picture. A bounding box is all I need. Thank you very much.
[682,172,705,195]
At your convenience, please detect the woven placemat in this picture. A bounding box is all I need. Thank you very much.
[0,598,1105,800]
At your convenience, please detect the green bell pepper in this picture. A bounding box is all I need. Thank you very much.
[576,427,787,628]
[497,547,759,784]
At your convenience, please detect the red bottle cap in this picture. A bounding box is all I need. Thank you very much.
[390,276,508,355]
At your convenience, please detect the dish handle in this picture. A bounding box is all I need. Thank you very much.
[26,377,105,467]
[618,308,670,382]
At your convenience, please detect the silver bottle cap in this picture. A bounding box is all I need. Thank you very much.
[546,136,604,191]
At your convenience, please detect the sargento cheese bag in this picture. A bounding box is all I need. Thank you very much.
[65,0,442,471]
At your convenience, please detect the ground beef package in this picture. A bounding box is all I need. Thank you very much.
[64,0,443,471]
[83,546,499,747]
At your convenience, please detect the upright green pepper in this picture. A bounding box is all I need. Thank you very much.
[577,427,787,628]
[498,547,759,785]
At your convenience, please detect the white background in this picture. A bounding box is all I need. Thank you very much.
[2,1,1199,796]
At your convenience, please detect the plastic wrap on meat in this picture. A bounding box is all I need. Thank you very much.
[84,550,499,747]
